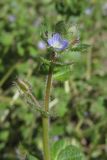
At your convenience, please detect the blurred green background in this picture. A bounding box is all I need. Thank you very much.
[0,0,107,159]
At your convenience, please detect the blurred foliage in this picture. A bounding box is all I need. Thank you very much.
[0,0,107,159]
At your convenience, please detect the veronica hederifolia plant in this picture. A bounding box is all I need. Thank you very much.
[14,21,88,160]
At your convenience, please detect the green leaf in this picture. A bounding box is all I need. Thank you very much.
[40,57,74,67]
[54,66,72,81]
[54,21,67,35]
[91,97,105,116]
[51,140,67,160]
[40,21,52,40]
[64,51,81,62]
[56,99,68,117]
[40,57,51,65]
[57,145,85,160]
[29,46,37,57]
[27,154,38,160]
[0,32,14,46]
[0,130,9,141]
[17,43,25,56]
[70,44,90,52]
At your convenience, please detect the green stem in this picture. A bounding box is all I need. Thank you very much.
[42,53,56,160]
[86,49,92,80]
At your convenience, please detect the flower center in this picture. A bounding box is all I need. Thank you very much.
[52,41,62,49]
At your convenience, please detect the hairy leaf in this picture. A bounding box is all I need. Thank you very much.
[70,44,90,52]
[51,140,68,160]
[57,145,85,160]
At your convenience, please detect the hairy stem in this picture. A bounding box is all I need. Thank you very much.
[42,53,56,160]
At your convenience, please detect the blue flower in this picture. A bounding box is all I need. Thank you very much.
[8,15,16,22]
[84,8,93,15]
[37,40,46,50]
[47,33,68,51]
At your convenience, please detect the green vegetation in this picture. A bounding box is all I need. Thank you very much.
[0,0,107,159]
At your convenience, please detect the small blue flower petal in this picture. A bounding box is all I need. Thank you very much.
[47,33,68,51]
[60,40,68,50]
[47,38,54,46]
[53,33,61,42]
[38,40,46,50]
